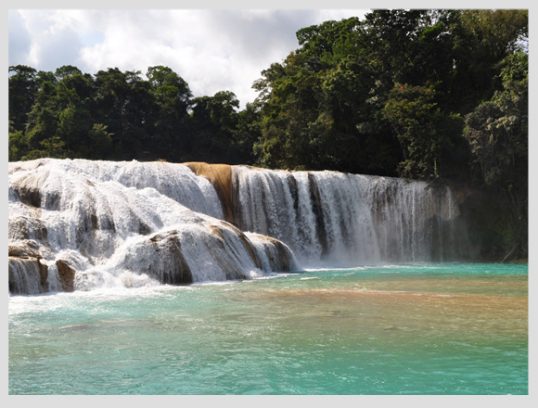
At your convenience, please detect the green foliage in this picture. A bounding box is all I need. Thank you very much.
[6,9,528,258]
[9,130,26,161]
[147,66,192,160]
[190,91,242,163]
[31,136,68,159]
[253,9,525,181]
[7,9,527,189]
[232,102,261,163]
[383,84,466,179]
[464,51,527,188]
[384,84,440,178]
[464,50,528,257]
[9,65,38,132]
[253,17,387,173]
[86,123,113,159]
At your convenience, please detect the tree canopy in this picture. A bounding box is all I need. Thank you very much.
[8,9,528,258]
[9,10,527,235]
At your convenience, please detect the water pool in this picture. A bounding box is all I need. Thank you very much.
[9,263,528,394]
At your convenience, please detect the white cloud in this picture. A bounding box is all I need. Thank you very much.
[9,9,367,106]
[8,11,32,65]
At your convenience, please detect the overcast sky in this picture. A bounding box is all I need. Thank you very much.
[9,9,367,106]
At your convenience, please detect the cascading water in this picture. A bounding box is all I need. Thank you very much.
[8,159,470,295]
[8,159,297,294]
[232,166,467,266]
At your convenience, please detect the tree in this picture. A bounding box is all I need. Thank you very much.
[9,65,38,132]
[123,71,156,159]
[24,71,59,152]
[232,102,261,164]
[447,10,528,113]
[464,50,527,258]
[147,65,192,160]
[93,68,130,158]
[85,123,113,159]
[254,16,407,174]
[383,83,466,179]
[191,91,240,163]
[53,66,96,157]
[9,130,27,161]
[25,136,68,160]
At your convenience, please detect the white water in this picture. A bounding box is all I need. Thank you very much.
[9,159,468,295]
[232,166,464,266]
[8,159,297,294]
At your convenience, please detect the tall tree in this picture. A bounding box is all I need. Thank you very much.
[54,66,95,156]
[93,68,130,158]
[9,65,38,132]
[464,50,528,257]
[191,91,241,163]
[147,65,192,160]
[24,71,60,156]
[383,83,466,179]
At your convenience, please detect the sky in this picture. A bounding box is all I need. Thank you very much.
[8,9,367,107]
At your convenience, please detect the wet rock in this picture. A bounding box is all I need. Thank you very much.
[308,173,328,256]
[8,240,41,258]
[236,231,262,269]
[141,231,193,284]
[261,235,295,271]
[56,259,76,292]
[185,162,234,223]
[13,179,41,208]
[138,221,152,235]
[38,259,48,291]
[9,256,48,294]
[9,217,49,242]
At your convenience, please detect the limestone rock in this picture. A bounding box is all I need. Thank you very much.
[56,260,76,292]
[184,162,234,223]
[8,240,41,258]
[9,256,48,294]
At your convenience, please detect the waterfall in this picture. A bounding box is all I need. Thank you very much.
[232,166,464,266]
[8,159,297,294]
[8,159,469,295]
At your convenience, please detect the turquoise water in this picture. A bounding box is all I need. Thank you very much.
[9,263,528,394]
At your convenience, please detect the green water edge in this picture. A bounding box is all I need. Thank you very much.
[9,263,528,395]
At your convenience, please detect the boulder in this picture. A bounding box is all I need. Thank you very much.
[9,256,48,294]
[8,240,41,258]
[56,259,76,292]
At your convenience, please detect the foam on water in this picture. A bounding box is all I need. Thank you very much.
[8,159,297,293]
[9,159,473,294]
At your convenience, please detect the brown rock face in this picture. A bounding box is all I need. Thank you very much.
[184,162,234,223]
[8,240,41,258]
[38,260,48,291]
[8,239,50,294]
[237,232,263,269]
[255,234,295,272]
[13,180,41,207]
[11,172,61,210]
[9,217,49,241]
[9,256,48,294]
[148,231,193,284]
[56,260,76,292]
